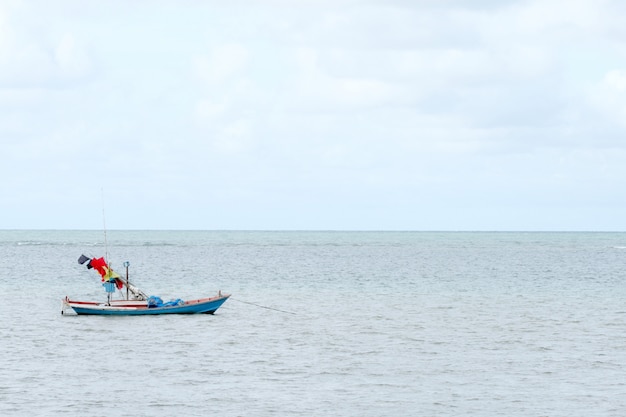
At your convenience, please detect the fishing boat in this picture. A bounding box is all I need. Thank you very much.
[62,255,230,316]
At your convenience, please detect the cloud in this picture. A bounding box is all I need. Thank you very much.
[54,33,92,77]
[193,43,250,84]
[2,0,626,229]
[604,69,626,91]
[281,47,402,112]
[0,5,93,88]
[587,69,626,130]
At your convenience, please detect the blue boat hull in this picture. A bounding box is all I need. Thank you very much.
[66,295,230,316]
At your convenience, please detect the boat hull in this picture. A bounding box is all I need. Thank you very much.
[64,295,230,316]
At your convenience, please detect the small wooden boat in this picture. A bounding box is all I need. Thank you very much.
[63,294,230,316]
[62,255,230,316]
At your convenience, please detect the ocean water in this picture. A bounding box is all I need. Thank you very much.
[1,230,626,416]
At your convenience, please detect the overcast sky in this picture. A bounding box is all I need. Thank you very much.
[1,0,626,230]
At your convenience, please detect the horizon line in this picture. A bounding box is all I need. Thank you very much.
[1,229,625,233]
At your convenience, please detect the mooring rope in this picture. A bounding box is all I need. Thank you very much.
[230,298,297,315]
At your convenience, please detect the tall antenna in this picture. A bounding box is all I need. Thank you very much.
[101,188,109,264]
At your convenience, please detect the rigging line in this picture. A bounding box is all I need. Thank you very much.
[230,298,297,315]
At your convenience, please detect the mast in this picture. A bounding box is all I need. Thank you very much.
[124,261,130,300]
[101,188,110,266]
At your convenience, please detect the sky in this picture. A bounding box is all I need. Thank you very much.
[1,0,626,231]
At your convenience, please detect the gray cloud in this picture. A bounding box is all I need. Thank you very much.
[1,0,626,230]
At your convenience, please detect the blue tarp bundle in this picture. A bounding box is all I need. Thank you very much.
[163,299,184,307]
[147,296,184,308]
[102,282,116,293]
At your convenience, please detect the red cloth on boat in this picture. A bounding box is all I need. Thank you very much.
[90,257,108,278]
[90,257,121,283]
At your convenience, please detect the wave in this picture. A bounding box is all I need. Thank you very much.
[14,241,103,247]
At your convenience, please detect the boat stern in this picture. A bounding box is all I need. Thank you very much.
[61,296,76,315]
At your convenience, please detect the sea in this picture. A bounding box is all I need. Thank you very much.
[1,230,625,416]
